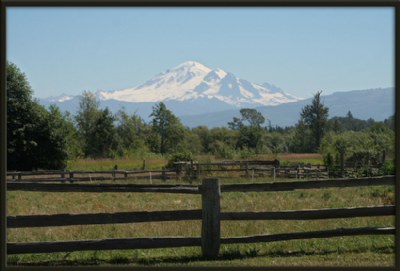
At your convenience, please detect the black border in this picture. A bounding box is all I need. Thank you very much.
[0,1,398,271]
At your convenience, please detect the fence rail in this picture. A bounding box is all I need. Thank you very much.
[7,176,394,193]
[8,205,394,228]
[8,227,395,255]
[7,175,395,258]
[7,169,177,182]
[6,160,333,182]
[7,183,199,194]
[220,175,394,192]
[220,226,395,245]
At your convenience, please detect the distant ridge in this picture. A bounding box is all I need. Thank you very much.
[179,87,395,128]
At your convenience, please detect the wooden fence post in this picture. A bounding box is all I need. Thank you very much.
[201,178,221,258]
[273,167,276,181]
[142,160,147,170]
[162,170,166,181]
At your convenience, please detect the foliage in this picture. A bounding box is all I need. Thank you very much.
[327,111,376,133]
[296,91,329,152]
[75,92,118,158]
[150,102,186,154]
[228,108,265,129]
[7,63,394,170]
[165,151,193,169]
[115,109,149,156]
[383,115,394,130]
[291,119,313,153]
[320,124,394,177]
[92,108,118,158]
[228,108,267,153]
[7,62,69,170]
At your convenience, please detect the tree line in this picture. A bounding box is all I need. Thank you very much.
[7,62,395,174]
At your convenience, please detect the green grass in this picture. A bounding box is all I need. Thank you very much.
[6,179,395,267]
[66,157,168,171]
[65,153,325,171]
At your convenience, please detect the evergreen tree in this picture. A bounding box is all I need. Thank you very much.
[92,108,117,158]
[150,102,185,154]
[299,91,329,152]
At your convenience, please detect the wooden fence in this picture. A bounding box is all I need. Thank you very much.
[7,175,395,257]
[7,163,328,183]
[7,169,177,182]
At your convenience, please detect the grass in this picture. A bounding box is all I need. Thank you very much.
[6,178,395,267]
[66,157,167,171]
[65,153,324,171]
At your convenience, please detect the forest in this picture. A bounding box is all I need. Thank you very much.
[7,62,395,175]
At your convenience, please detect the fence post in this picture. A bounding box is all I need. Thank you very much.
[201,178,221,258]
[142,159,147,170]
[273,167,276,181]
[162,169,166,181]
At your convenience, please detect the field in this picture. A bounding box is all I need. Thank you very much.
[7,171,395,267]
[65,153,324,171]
[6,154,394,267]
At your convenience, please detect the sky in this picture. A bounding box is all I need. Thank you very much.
[7,7,394,99]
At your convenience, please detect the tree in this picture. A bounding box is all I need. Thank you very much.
[299,91,329,152]
[191,126,212,154]
[384,115,395,130]
[115,109,149,156]
[228,108,265,130]
[228,108,267,153]
[75,92,117,158]
[75,91,101,157]
[150,102,185,154]
[320,123,394,177]
[291,118,313,153]
[7,62,69,170]
[92,108,118,158]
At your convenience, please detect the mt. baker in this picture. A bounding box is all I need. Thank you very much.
[97,61,301,107]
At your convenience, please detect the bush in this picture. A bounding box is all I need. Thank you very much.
[381,160,395,175]
[165,151,193,169]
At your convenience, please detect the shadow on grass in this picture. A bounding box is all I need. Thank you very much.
[8,245,394,266]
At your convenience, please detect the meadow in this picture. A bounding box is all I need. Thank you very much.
[6,155,395,267]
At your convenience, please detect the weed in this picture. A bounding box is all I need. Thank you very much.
[322,191,331,201]
[220,246,243,260]
[109,256,130,264]
[245,247,259,257]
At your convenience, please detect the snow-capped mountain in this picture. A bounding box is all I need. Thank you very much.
[97,61,301,107]
[42,93,74,103]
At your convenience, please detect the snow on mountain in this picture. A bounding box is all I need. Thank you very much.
[42,94,74,103]
[98,61,302,107]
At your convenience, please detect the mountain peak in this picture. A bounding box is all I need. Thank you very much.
[85,62,302,106]
[172,61,211,73]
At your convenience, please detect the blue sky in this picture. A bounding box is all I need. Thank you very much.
[7,7,394,99]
